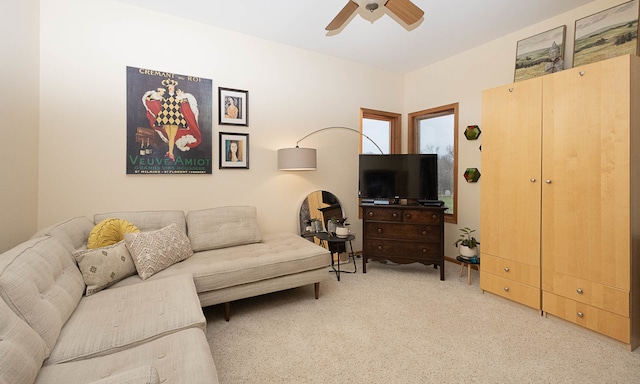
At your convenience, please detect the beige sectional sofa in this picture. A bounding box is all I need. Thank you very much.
[0,206,331,384]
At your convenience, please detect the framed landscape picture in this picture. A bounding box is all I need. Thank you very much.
[514,26,566,82]
[573,0,639,68]
[219,132,249,169]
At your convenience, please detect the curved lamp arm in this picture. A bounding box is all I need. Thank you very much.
[278,126,384,171]
[296,126,384,154]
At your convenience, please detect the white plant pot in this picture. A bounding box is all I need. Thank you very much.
[459,245,478,257]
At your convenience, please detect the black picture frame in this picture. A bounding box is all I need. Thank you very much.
[219,132,249,169]
[218,87,248,126]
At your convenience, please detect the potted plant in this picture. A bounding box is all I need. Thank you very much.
[453,227,480,258]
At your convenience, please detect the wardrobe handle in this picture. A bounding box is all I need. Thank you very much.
[530,178,536,183]
[577,312,584,318]
[504,287,509,292]
[504,267,510,272]
[576,288,583,295]
[545,179,552,184]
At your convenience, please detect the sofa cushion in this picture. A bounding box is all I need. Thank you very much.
[0,237,85,356]
[111,233,330,295]
[45,273,205,365]
[187,206,262,251]
[31,216,95,254]
[88,218,140,250]
[35,328,219,384]
[124,223,194,280]
[0,297,48,384]
[87,366,159,384]
[94,210,186,233]
[74,241,137,296]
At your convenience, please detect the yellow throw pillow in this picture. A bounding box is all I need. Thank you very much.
[87,218,140,249]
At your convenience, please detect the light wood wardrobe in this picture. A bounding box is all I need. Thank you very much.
[480,54,640,351]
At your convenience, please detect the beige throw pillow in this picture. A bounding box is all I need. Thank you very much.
[124,223,193,280]
[73,240,137,296]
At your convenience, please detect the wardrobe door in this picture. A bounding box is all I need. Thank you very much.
[541,55,631,291]
[481,78,542,267]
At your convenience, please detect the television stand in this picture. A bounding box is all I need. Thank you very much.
[360,204,445,280]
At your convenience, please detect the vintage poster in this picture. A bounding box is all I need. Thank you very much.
[126,66,213,174]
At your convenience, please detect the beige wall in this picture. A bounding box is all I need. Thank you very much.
[2,0,622,255]
[0,0,39,252]
[404,0,622,257]
[37,0,403,251]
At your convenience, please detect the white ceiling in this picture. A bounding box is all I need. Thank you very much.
[115,0,596,73]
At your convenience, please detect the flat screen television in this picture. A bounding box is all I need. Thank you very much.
[358,154,438,203]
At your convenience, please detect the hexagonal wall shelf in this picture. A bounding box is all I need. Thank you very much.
[464,125,482,140]
[464,168,481,183]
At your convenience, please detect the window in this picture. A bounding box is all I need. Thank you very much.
[409,103,458,224]
[360,108,401,154]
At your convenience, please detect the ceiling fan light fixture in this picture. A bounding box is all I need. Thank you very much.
[365,3,379,12]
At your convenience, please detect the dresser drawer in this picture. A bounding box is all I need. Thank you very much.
[363,207,402,222]
[363,239,441,260]
[400,209,442,225]
[543,291,630,344]
[480,253,540,287]
[480,271,540,309]
[542,271,629,317]
[364,222,440,241]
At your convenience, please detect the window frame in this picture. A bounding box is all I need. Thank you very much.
[359,108,401,154]
[408,103,459,224]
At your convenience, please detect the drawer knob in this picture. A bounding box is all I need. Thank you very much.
[504,267,510,272]
[576,288,583,295]
[377,228,383,234]
[368,211,374,217]
[422,230,427,235]
[422,248,427,253]
[432,214,437,219]
[377,245,383,250]
[577,312,584,318]
[405,214,411,219]
[392,213,398,218]
[503,287,509,292]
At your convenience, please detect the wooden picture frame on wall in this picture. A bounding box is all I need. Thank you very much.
[514,26,566,82]
[573,0,639,68]
[218,87,248,126]
[219,132,249,169]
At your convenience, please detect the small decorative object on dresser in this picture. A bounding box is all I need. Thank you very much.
[360,204,446,280]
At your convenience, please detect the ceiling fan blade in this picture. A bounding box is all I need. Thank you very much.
[326,1,359,31]
[384,0,424,25]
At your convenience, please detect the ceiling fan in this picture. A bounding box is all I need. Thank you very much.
[326,0,425,31]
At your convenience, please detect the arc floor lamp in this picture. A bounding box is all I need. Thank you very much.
[277,126,384,171]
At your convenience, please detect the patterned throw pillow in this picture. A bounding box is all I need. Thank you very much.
[124,223,193,280]
[73,240,137,296]
[88,218,140,249]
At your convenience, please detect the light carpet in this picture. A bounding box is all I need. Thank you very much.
[205,260,640,383]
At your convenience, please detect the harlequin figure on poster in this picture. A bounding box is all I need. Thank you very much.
[142,79,201,161]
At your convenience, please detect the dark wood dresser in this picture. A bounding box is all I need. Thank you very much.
[361,204,445,280]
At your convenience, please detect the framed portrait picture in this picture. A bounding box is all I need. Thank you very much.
[514,26,566,82]
[219,87,248,126]
[219,132,249,169]
[573,0,639,68]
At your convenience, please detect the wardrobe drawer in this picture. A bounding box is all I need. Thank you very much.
[480,253,540,288]
[542,271,629,317]
[480,271,540,310]
[542,291,630,344]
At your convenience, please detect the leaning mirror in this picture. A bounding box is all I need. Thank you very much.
[299,190,344,236]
